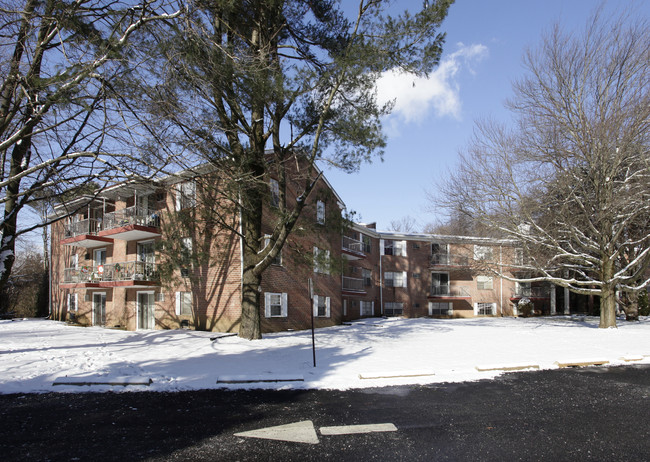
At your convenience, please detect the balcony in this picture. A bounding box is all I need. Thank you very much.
[429,285,471,299]
[61,261,159,288]
[98,206,161,241]
[430,253,470,267]
[342,235,365,259]
[342,276,365,293]
[61,219,114,248]
[511,286,550,299]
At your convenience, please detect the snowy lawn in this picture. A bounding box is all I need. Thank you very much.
[2,316,650,394]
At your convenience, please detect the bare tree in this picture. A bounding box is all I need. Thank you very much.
[0,0,181,310]
[438,8,650,328]
[389,216,419,233]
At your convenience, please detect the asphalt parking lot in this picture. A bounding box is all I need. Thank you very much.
[2,364,650,461]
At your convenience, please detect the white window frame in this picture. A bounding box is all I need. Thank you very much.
[384,302,403,316]
[316,200,325,224]
[475,302,496,316]
[360,300,374,317]
[263,235,282,266]
[93,248,107,266]
[70,254,78,269]
[313,294,331,318]
[380,239,407,257]
[477,275,494,290]
[68,293,77,312]
[384,271,407,288]
[264,292,288,318]
[514,248,524,266]
[313,246,330,274]
[428,301,453,316]
[175,180,196,211]
[175,291,192,316]
[137,290,156,330]
[269,178,280,207]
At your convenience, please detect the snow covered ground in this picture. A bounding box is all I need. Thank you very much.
[2,316,650,394]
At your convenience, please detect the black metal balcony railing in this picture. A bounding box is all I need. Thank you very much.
[103,206,160,230]
[513,286,550,298]
[430,253,470,266]
[430,285,470,297]
[63,261,158,284]
[64,219,101,238]
[342,276,364,292]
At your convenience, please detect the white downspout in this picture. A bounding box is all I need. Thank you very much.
[379,252,383,316]
[499,245,503,316]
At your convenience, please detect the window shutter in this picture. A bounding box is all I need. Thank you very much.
[313,295,319,316]
[402,271,408,288]
[325,250,330,274]
[175,186,181,211]
[313,246,318,273]
[401,240,407,257]
[343,299,347,316]
[175,292,181,315]
[371,301,374,316]
[264,293,271,318]
[379,239,385,256]
[281,293,288,317]
[325,297,331,317]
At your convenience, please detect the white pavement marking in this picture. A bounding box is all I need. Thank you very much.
[319,423,398,435]
[234,420,319,444]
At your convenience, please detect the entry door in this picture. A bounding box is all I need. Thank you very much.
[137,292,155,330]
[93,293,106,326]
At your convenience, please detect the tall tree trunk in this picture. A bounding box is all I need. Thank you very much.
[240,256,262,340]
[599,283,617,328]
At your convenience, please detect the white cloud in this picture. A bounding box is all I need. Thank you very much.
[376,42,488,126]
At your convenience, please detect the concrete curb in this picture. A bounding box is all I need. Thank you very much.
[554,358,609,368]
[475,363,540,372]
[359,370,435,380]
[217,374,304,384]
[53,376,152,386]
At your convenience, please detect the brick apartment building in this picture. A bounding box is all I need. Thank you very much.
[50,166,558,333]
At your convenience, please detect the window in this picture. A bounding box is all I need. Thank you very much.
[362,234,372,253]
[429,302,452,316]
[413,273,421,279]
[477,275,493,290]
[362,268,372,286]
[70,254,78,269]
[313,295,331,317]
[514,248,524,266]
[68,293,77,312]
[175,292,192,316]
[475,302,496,316]
[431,272,449,295]
[385,271,407,288]
[181,237,193,259]
[269,178,280,207]
[316,200,325,224]
[175,181,196,210]
[263,236,282,266]
[313,247,330,274]
[265,292,288,317]
[413,243,420,249]
[431,243,449,265]
[93,248,106,266]
[382,239,407,257]
[384,302,403,316]
[474,245,493,261]
[360,300,374,316]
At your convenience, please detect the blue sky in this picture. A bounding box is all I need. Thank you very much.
[323,0,649,231]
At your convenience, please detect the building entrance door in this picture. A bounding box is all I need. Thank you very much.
[137,292,155,330]
[93,293,106,326]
